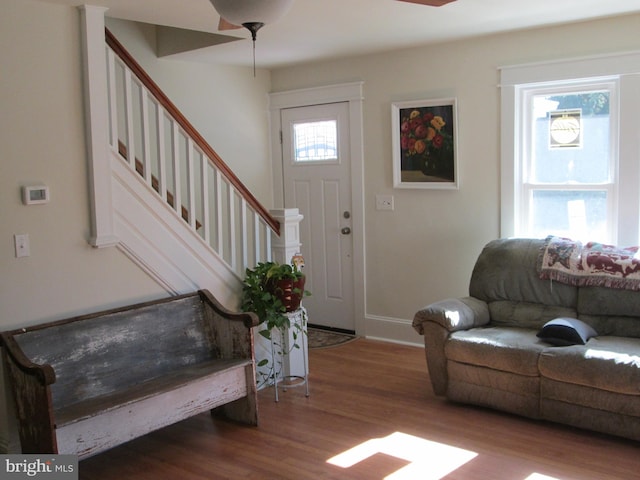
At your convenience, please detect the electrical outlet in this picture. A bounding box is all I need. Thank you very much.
[375,194,394,211]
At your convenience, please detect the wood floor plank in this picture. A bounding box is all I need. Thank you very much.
[79,339,639,479]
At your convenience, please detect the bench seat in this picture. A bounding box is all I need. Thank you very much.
[56,358,252,426]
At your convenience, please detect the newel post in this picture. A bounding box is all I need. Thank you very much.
[79,6,118,248]
[269,208,304,265]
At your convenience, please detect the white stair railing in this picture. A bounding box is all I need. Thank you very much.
[104,29,278,278]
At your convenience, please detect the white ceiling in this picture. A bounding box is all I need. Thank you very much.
[42,0,640,68]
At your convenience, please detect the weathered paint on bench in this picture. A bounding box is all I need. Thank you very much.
[0,290,259,459]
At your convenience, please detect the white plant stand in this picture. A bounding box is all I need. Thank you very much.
[272,307,310,401]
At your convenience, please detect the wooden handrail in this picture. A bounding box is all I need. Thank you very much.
[105,28,280,236]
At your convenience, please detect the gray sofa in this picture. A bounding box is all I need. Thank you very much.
[413,237,640,441]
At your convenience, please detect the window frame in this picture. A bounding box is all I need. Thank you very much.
[500,51,640,246]
[518,79,619,242]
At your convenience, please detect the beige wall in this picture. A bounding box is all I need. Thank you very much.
[0,0,273,451]
[271,14,640,334]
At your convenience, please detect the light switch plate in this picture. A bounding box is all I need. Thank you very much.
[375,194,394,211]
[14,234,30,258]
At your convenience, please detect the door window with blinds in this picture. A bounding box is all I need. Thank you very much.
[293,120,338,163]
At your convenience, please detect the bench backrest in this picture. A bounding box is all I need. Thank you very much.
[12,294,215,411]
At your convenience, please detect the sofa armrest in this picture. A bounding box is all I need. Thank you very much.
[412,296,490,335]
[412,297,489,396]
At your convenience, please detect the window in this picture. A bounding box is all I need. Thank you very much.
[293,120,338,162]
[521,83,616,242]
[500,52,640,245]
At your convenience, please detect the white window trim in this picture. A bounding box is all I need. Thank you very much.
[500,51,640,245]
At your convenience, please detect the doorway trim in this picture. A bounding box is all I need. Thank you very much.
[269,82,365,335]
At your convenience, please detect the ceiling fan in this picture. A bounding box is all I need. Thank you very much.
[397,0,457,6]
[214,0,457,32]
[209,0,456,74]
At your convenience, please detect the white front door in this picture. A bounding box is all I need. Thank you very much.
[281,102,354,331]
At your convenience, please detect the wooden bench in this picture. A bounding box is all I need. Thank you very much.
[0,290,259,459]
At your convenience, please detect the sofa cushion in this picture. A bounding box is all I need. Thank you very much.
[578,286,640,337]
[579,314,640,339]
[469,238,577,308]
[536,317,598,346]
[539,336,640,395]
[446,327,545,376]
[579,286,640,317]
[489,301,577,330]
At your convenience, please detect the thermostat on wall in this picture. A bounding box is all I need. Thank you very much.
[22,185,50,205]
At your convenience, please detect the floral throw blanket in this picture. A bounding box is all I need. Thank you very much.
[538,235,640,291]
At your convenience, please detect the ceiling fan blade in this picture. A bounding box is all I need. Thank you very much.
[218,17,241,31]
[397,0,457,6]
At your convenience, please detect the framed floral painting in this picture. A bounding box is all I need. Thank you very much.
[392,98,458,189]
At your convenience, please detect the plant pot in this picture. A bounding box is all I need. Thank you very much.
[267,276,306,312]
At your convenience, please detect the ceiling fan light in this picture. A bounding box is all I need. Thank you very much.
[209,0,294,26]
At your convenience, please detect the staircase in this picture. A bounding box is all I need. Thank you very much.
[80,8,280,308]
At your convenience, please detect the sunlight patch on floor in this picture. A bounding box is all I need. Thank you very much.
[326,431,477,480]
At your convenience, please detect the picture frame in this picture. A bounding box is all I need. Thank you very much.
[392,98,458,189]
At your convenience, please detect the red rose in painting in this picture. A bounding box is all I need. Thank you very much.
[432,134,444,149]
[414,124,428,139]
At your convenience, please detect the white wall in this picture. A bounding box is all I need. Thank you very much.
[0,0,274,452]
[270,13,640,342]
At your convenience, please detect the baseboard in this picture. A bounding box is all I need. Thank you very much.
[363,314,423,347]
[308,324,355,335]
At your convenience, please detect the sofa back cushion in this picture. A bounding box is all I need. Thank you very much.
[470,238,578,307]
[489,300,578,329]
[578,286,640,337]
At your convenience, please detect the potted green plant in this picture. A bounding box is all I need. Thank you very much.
[241,261,309,330]
[241,261,310,387]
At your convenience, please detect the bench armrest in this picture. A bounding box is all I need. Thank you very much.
[1,332,58,453]
[1,332,56,385]
[198,290,259,361]
[413,296,489,335]
[199,290,259,329]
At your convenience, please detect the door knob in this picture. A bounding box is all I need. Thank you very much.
[341,227,351,235]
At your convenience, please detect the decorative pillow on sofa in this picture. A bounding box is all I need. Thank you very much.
[537,317,598,346]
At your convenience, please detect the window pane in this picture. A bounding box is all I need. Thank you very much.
[531,91,610,184]
[294,120,337,162]
[530,190,608,242]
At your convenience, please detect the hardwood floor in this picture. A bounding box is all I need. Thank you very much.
[79,339,638,479]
